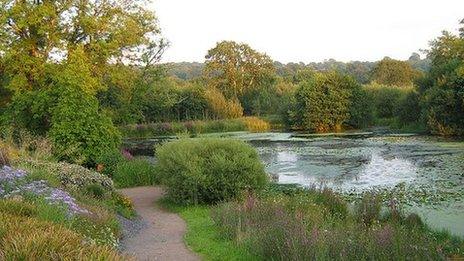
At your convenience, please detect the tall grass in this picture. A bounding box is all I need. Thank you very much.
[112,158,156,188]
[212,188,464,260]
[120,117,272,138]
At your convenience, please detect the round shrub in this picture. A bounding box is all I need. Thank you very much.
[155,138,268,204]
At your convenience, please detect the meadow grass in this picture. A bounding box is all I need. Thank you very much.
[159,199,259,261]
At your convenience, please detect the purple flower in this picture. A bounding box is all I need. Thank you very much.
[1,166,90,216]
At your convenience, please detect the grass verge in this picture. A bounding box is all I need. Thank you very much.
[159,199,259,261]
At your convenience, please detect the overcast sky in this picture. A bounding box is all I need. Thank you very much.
[152,0,463,63]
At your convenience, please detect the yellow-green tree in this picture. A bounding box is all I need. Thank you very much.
[203,41,275,100]
[370,57,420,87]
[0,0,165,93]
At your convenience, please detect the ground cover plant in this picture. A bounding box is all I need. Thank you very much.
[0,140,135,259]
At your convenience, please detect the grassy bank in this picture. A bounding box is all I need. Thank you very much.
[120,117,271,138]
[0,140,134,259]
[160,199,258,261]
[162,184,464,260]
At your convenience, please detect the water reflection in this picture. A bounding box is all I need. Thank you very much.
[350,151,417,189]
[259,139,424,191]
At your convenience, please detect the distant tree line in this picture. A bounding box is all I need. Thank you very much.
[0,1,462,167]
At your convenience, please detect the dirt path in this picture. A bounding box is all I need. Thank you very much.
[119,186,199,261]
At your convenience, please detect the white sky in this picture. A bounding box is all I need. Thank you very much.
[152,0,463,63]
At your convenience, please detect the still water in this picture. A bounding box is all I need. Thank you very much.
[128,132,464,236]
[205,132,464,236]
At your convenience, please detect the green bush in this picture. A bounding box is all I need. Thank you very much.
[49,85,121,165]
[95,149,125,177]
[113,158,156,188]
[156,138,268,204]
[365,84,410,119]
[348,87,375,128]
[19,159,114,192]
[292,71,358,132]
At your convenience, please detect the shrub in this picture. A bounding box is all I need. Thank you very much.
[348,87,375,128]
[113,158,156,188]
[292,71,357,132]
[204,87,243,119]
[49,84,121,165]
[156,138,268,204]
[0,213,125,260]
[95,149,125,177]
[19,159,114,192]
[365,84,410,119]
[85,184,107,199]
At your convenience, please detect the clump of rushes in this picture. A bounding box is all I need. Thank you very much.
[120,117,272,138]
[212,187,464,260]
[112,158,156,188]
[156,138,268,205]
[242,116,271,132]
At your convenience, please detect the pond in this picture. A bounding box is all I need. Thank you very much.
[125,132,464,236]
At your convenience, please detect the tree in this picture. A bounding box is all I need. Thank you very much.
[370,57,420,87]
[420,20,464,136]
[0,0,165,162]
[292,71,357,132]
[0,0,166,93]
[203,41,275,102]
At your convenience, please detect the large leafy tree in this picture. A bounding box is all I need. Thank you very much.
[292,71,359,132]
[420,19,464,136]
[0,0,165,93]
[0,0,165,162]
[203,41,275,102]
[370,57,420,87]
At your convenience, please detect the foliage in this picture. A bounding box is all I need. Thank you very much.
[0,213,126,260]
[241,117,271,132]
[18,159,114,192]
[159,199,258,261]
[292,71,358,132]
[120,117,272,138]
[0,0,165,93]
[365,83,412,119]
[397,90,422,125]
[155,138,268,204]
[370,57,421,87]
[204,41,275,100]
[204,87,243,119]
[348,87,375,128]
[113,158,156,188]
[420,22,464,136]
[95,149,125,177]
[212,187,464,260]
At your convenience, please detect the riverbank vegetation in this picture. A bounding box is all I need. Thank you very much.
[152,138,464,260]
[0,0,463,259]
[120,117,270,138]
